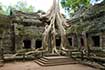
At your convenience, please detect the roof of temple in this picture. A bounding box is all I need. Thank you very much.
[69,2,105,22]
[0,14,11,23]
[0,14,11,28]
[12,10,46,26]
[67,2,105,34]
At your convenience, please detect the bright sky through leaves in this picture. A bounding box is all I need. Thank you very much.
[0,0,103,11]
[0,0,63,12]
[0,0,103,18]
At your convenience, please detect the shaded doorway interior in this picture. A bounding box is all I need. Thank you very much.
[56,38,61,47]
[92,36,100,47]
[23,39,31,49]
[81,38,84,47]
[68,38,72,46]
[36,40,42,49]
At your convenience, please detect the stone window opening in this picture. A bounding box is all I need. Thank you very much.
[23,39,31,49]
[56,38,61,47]
[92,36,100,47]
[81,38,84,47]
[35,39,42,49]
[68,38,72,46]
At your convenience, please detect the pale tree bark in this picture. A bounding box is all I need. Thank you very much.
[7,0,69,56]
[39,0,69,54]
[56,12,68,51]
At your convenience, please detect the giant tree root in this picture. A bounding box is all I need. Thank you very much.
[52,47,60,55]
[39,0,70,55]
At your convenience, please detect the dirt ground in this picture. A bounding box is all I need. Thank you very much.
[0,61,98,70]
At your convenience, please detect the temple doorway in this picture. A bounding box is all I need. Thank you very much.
[56,38,61,47]
[35,39,42,49]
[68,38,72,46]
[80,38,84,47]
[23,39,31,49]
[92,36,100,47]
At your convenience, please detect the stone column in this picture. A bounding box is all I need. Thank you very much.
[100,32,104,48]
[34,39,36,49]
[82,33,88,48]
[72,35,75,47]
[88,35,93,49]
[31,39,35,49]
[11,23,16,53]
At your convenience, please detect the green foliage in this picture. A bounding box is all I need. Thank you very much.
[13,1,35,13]
[61,0,104,16]
[0,3,14,15]
[0,3,6,15]
[0,1,35,15]
[61,0,90,16]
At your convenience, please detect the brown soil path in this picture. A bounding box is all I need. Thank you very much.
[0,61,98,70]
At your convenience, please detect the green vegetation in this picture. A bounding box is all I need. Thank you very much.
[61,0,90,16]
[0,0,35,15]
[61,0,103,16]
[13,0,35,13]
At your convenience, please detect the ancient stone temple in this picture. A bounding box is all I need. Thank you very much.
[0,15,12,53]
[0,10,45,53]
[0,1,105,69]
[0,1,105,55]
[67,2,105,50]
[12,10,45,52]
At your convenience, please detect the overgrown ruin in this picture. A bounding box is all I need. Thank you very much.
[0,0,105,69]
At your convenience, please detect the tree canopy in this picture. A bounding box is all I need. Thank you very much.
[0,0,35,15]
[13,1,35,13]
[61,0,103,16]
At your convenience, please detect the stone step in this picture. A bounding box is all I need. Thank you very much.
[44,53,59,57]
[34,56,78,66]
[44,56,71,60]
[40,58,48,62]
[44,61,77,66]
[34,60,45,66]
[45,58,74,63]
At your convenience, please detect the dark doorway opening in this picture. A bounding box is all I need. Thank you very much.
[81,38,84,46]
[68,38,72,46]
[92,36,100,47]
[56,38,61,47]
[36,40,42,49]
[23,39,31,49]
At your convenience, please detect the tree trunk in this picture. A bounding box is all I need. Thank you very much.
[40,0,69,54]
[56,12,68,51]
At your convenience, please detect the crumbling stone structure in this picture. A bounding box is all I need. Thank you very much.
[0,2,105,54]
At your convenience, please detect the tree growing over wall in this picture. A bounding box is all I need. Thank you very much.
[40,0,69,54]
